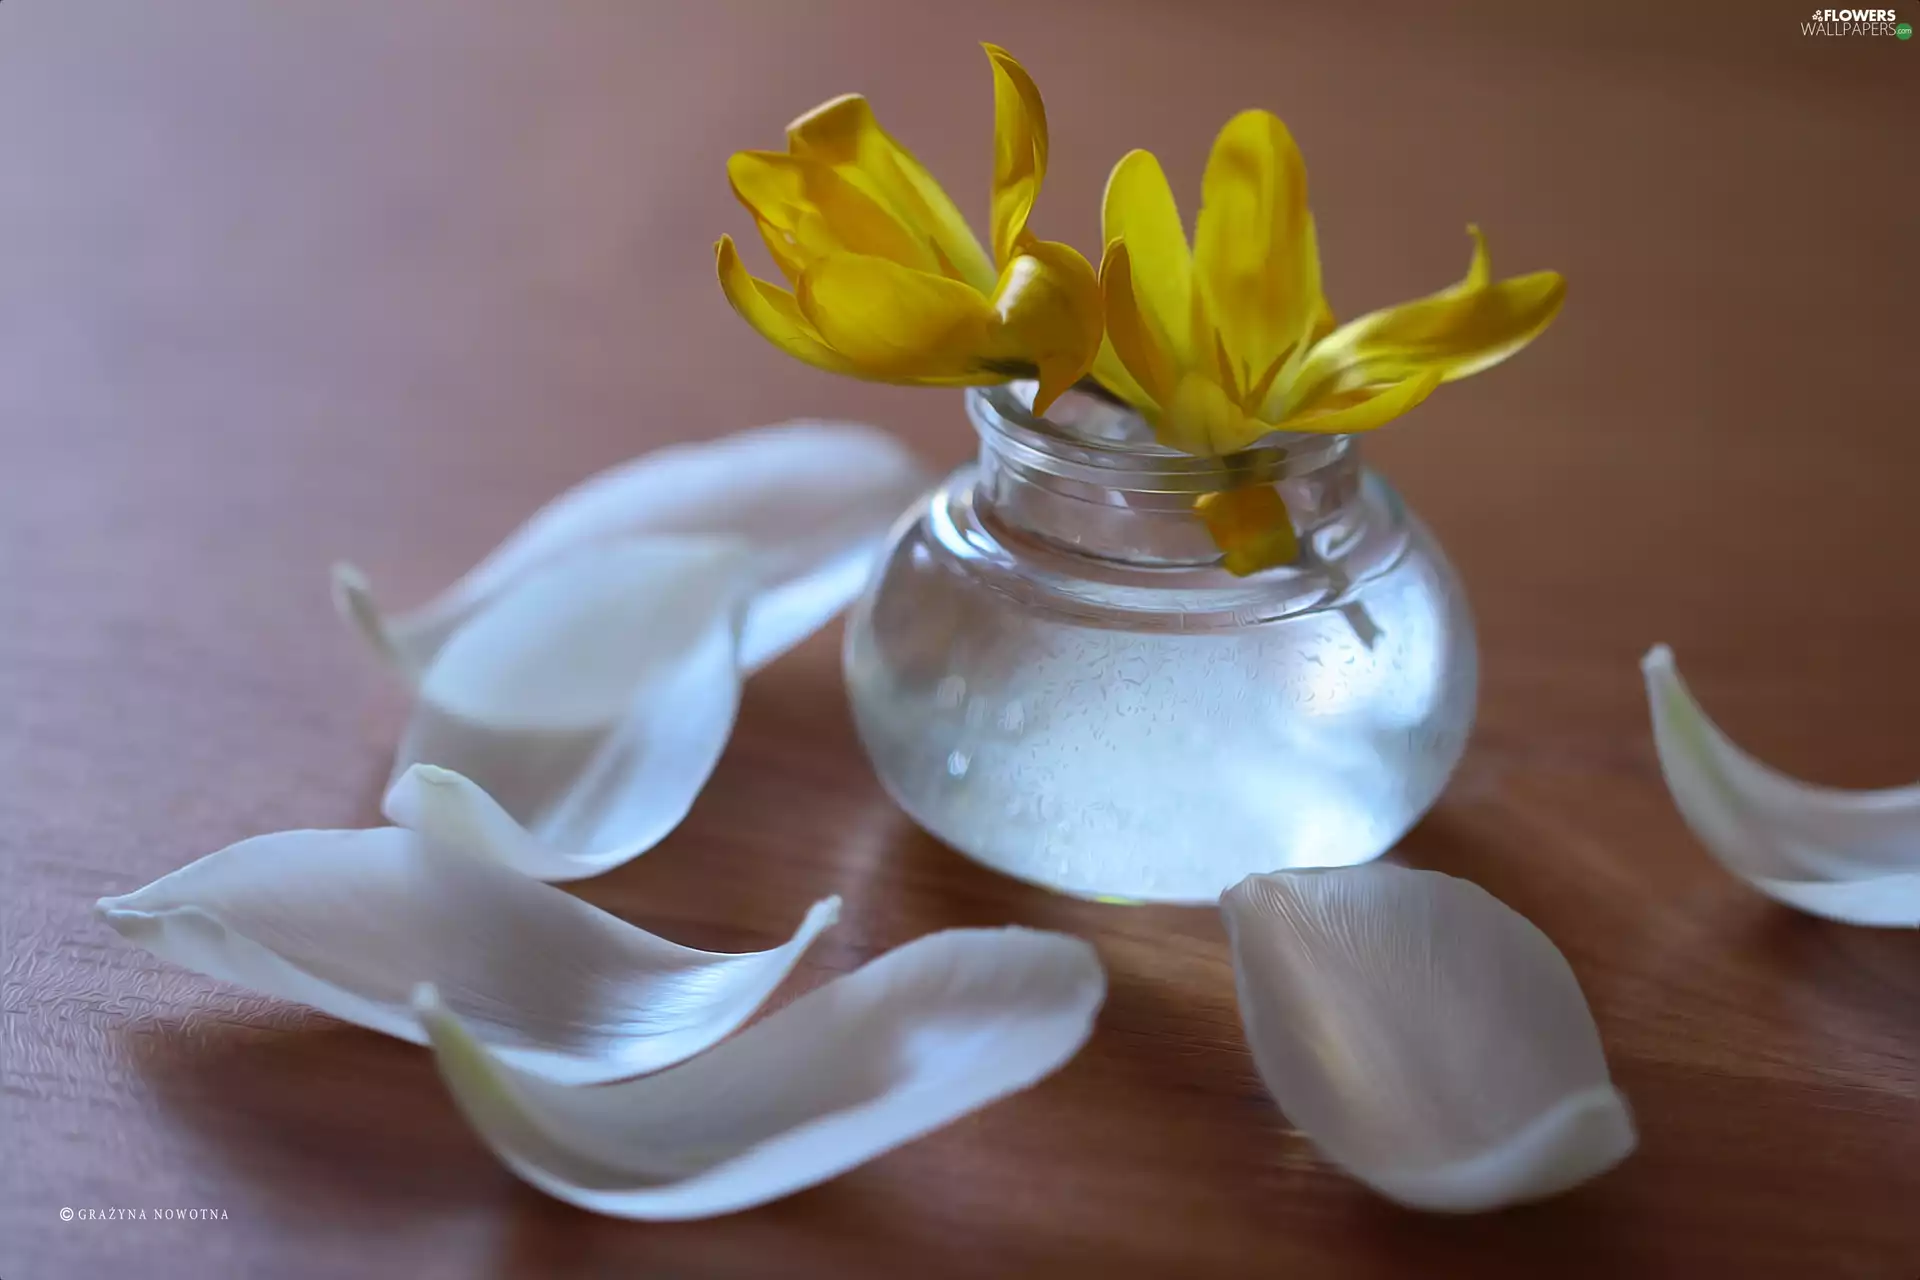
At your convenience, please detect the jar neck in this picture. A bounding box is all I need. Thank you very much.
[966,384,1365,570]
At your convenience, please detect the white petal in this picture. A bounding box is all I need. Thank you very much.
[1221,866,1635,1213]
[333,421,929,681]
[95,827,839,1085]
[1642,644,1920,927]
[383,537,750,881]
[414,927,1106,1220]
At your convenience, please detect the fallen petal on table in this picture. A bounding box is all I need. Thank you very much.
[333,420,931,680]
[416,927,1107,1220]
[97,826,839,1085]
[1222,865,1635,1213]
[381,536,752,881]
[1643,644,1920,927]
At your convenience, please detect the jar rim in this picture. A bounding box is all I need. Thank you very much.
[967,383,1348,491]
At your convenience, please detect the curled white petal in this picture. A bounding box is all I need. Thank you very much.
[95,827,838,1085]
[414,927,1106,1220]
[382,536,750,881]
[1221,866,1635,1213]
[1643,644,1920,927]
[334,421,929,681]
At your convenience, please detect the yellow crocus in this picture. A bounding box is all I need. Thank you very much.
[1094,109,1565,570]
[717,45,1102,416]
[1098,111,1564,456]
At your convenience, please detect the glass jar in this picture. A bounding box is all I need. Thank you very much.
[843,384,1477,904]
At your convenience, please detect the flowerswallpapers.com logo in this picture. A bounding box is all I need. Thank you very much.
[1800,7,1911,35]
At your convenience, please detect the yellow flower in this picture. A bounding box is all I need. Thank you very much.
[716,45,1102,416]
[1095,110,1566,458]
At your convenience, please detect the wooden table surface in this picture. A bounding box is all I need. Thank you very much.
[4,2,1917,1276]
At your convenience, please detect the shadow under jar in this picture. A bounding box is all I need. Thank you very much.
[843,384,1477,904]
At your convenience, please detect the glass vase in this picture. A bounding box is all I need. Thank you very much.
[843,384,1477,904]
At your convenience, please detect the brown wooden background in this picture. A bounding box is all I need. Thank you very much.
[4,2,1917,1276]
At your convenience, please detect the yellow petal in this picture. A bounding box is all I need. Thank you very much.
[1090,337,1153,412]
[985,43,1048,266]
[1102,149,1195,366]
[727,151,823,280]
[1275,368,1444,436]
[1209,328,1245,406]
[727,151,938,278]
[1099,239,1178,413]
[986,239,1102,416]
[1250,216,1333,419]
[786,93,997,292]
[1459,223,1491,292]
[1194,485,1301,575]
[796,252,996,380]
[715,236,859,376]
[1292,228,1564,409]
[1244,343,1295,413]
[743,209,812,284]
[1192,110,1324,395]
[1166,369,1266,456]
